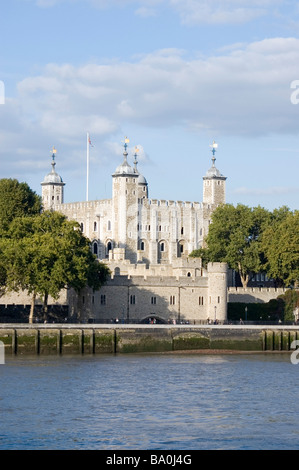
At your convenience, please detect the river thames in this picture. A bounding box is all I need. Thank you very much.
[0,352,298,450]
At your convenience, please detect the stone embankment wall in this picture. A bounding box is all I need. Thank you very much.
[0,324,298,355]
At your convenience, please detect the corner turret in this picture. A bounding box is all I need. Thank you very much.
[41,147,65,210]
[203,141,226,206]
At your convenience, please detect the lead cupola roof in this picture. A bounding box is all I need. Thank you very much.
[113,137,136,177]
[41,148,64,185]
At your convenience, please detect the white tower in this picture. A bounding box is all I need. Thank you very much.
[203,141,226,206]
[111,138,139,262]
[41,148,65,211]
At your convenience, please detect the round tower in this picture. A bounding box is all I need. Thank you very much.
[203,141,226,206]
[207,262,228,323]
[41,148,65,211]
[112,137,139,262]
[133,147,148,199]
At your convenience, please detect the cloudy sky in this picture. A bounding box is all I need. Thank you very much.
[1,0,299,210]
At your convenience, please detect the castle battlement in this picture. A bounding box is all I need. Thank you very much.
[105,274,209,287]
[39,139,229,324]
[227,287,286,294]
[56,199,111,211]
[146,199,203,209]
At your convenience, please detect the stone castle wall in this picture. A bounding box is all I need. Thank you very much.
[0,277,288,324]
[54,197,216,265]
[228,287,287,304]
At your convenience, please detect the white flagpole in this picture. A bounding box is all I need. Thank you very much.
[86,132,89,201]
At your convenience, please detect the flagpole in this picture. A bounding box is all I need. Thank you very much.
[86,132,89,201]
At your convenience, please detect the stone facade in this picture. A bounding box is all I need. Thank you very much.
[70,261,228,324]
[0,140,291,324]
[42,140,227,266]
[39,139,230,323]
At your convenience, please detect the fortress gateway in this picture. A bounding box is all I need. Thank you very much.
[40,140,228,324]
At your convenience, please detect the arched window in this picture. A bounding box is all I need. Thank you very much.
[93,242,98,256]
[177,241,184,257]
[80,223,84,232]
[107,241,112,256]
[94,221,97,232]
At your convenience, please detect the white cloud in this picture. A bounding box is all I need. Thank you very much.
[135,6,158,17]
[12,39,299,136]
[30,0,289,26]
[2,37,299,187]
[169,0,269,24]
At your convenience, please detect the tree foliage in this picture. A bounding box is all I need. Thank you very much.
[261,209,299,287]
[190,203,298,289]
[278,289,299,322]
[0,178,42,233]
[1,211,110,322]
[190,204,271,287]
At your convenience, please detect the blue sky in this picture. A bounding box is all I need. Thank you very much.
[1,0,299,210]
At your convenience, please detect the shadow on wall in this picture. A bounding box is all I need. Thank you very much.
[228,293,266,303]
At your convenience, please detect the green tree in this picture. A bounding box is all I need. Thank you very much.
[0,179,42,293]
[262,209,299,287]
[190,204,271,287]
[2,211,110,322]
[0,178,42,233]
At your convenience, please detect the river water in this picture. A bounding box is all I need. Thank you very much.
[0,352,298,450]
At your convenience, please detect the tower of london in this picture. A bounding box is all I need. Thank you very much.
[39,139,229,324]
[41,140,226,266]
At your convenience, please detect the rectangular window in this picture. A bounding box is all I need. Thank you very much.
[101,295,106,305]
[151,297,156,305]
[170,296,176,305]
[130,295,135,305]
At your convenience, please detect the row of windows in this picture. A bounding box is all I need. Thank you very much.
[81,222,204,236]
[136,225,185,233]
[45,195,61,201]
[90,295,212,306]
[84,295,221,306]
[80,221,112,233]
[205,180,224,185]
